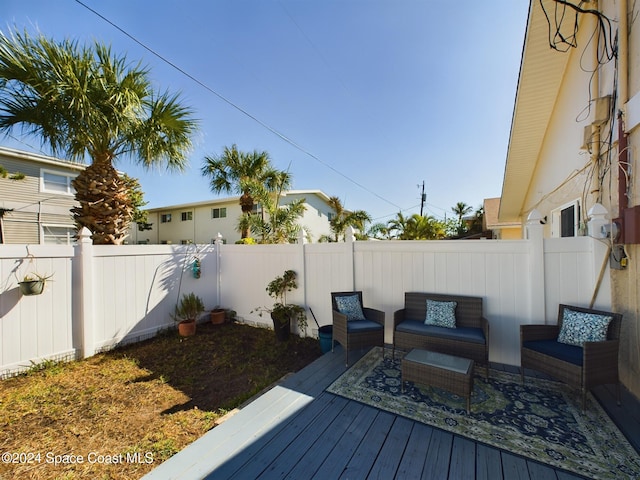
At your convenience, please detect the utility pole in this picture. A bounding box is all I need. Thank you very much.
[419,181,426,216]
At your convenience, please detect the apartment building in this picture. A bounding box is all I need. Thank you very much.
[127,190,337,244]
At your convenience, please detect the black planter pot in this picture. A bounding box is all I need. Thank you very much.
[271,312,291,341]
[19,280,45,296]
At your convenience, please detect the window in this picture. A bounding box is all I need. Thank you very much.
[181,211,193,221]
[551,200,581,238]
[161,213,172,223]
[212,207,227,219]
[42,225,76,245]
[41,169,76,195]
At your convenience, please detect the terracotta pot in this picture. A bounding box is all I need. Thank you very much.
[211,309,225,325]
[178,320,196,337]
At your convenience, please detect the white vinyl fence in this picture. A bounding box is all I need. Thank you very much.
[0,221,611,377]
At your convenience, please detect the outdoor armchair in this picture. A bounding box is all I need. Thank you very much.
[331,291,385,366]
[520,304,623,411]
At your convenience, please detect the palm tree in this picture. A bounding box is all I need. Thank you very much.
[452,201,473,237]
[0,29,197,244]
[387,212,410,239]
[325,196,372,242]
[201,145,289,239]
[367,222,392,240]
[386,212,446,240]
[249,193,306,244]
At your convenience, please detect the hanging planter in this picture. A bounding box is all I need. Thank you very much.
[18,274,52,296]
[19,279,45,296]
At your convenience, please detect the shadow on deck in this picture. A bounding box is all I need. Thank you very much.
[142,346,640,480]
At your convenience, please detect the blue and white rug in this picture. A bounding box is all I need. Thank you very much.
[326,347,640,480]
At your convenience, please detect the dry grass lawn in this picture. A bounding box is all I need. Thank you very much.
[0,322,321,479]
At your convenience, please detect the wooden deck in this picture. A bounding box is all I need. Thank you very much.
[143,346,640,480]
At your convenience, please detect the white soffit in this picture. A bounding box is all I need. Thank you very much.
[499,0,573,222]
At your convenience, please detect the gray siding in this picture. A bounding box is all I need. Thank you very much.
[0,148,83,244]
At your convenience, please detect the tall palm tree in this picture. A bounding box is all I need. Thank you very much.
[201,144,290,239]
[325,196,372,242]
[0,29,198,244]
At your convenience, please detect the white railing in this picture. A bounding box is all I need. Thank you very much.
[0,221,611,376]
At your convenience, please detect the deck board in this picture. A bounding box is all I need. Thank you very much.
[476,443,504,480]
[449,436,476,479]
[143,346,640,480]
[421,429,454,479]
[339,410,396,479]
[310,404,380,480]
[367,416,413,479]
[282,400,365,479]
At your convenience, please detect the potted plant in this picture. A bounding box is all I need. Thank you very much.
[225,308,237,323]
[173,292,205,337]
[210,306,226,325]
[255,269,307,341]
[211,306,237,324]
[18,273,53,296]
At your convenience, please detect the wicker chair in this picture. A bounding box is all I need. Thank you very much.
[520,304,623,411]
[331,291,385,366]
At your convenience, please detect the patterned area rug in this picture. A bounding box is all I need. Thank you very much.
[326,347,640,480]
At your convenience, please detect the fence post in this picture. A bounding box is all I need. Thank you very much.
[215,233,223,308]
[77,227,95,358]
[525,209,546,323]
[346,226,356,290]
[298,229,309,336]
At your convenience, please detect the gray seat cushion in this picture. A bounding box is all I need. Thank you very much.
[523,339,583,366]
[396,319,485,345]
[347,319,383,333]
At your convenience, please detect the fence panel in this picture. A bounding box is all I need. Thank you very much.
[91,244,218,352]
[0,245,74,376]
[1,235,612,376]
[219,244,304,331]
[353,240,532,365]
[543,237,611,319]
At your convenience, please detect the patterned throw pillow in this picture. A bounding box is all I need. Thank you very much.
[557,309,613,347]
[424,300,457,329]
[335,294,366,321]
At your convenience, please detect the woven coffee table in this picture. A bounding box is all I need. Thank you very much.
[401,349,474,413]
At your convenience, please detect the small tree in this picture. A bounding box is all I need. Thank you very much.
[323,196,371,242]
[248,177,306,244]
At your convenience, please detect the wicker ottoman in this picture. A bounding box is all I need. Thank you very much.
[401,349,474,413]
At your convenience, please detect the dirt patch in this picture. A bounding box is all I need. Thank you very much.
[0,322,321,479]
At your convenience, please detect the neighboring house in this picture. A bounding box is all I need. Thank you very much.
[483,198,521,239]
[500,1,640,398]
[127,189,337,244]
[0,146,84,244]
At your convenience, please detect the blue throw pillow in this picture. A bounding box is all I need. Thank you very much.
[424,300,457,329]
[335,294,366,321]
[557,309,612,347]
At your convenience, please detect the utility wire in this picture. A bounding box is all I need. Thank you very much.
[73,0,404,212]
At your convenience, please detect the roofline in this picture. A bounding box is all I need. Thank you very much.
[0,146,87,172]
[498,0,574,222]
[145,189,333,212]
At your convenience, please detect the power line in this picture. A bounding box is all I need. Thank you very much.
[73,0,404,212]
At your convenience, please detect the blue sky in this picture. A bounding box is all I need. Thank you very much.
[1,0,529,224]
